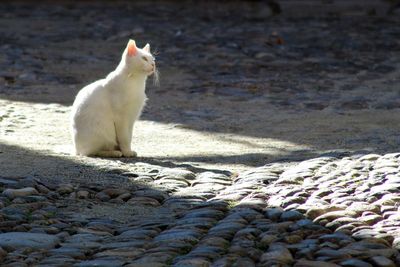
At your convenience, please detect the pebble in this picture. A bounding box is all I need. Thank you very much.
[369,256,396,267]
[57,184,74,195]
[0,247,7,260]
[280,210,305,221]
[0,232,60,250]
[2,188,39,199]
[127,197,160,206]
[260,243,293,265]
[76,191,89,199]
[157,168,196,181]
[264,207,284,221]
[95,192,111,201]
[36,184,50,194]
[48,246,87,259]
[294,259,341,267]
[340,258,373,267]
[314,210,358,223]
[93,247,145,258]
[74,259,125,267]
[102,188,130,198]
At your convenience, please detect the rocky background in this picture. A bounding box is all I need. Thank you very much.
[0,0,400,266]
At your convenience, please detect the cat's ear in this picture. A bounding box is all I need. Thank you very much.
[127,39,138,57]
[143,43,150,53]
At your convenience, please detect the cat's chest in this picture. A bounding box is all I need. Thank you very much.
[109,86,145,112]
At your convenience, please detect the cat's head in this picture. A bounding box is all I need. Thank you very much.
[123,39,156,77]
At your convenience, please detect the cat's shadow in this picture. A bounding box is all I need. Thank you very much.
[116,156,232,176]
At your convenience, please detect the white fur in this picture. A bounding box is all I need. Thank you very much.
[70,40,156,157]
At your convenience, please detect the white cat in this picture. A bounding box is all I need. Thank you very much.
[70,39,156,157]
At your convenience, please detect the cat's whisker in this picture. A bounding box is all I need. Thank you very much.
[153,69,160,87]
[152,48,160,56]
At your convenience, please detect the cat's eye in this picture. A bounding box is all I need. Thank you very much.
[142,56,148,62]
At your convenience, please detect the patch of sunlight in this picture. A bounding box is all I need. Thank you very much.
[0,99,311,172]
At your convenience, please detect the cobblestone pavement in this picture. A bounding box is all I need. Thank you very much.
[1,1,400,266]
[2,153,400,266]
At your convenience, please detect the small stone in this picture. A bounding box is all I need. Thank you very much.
[370,184,400,194]
[340,98,369,110]
[2,187,39,199]
[319,232,355,244]
[314,210,358,223]
[77,227,113,237]
[264,207,283,221]
[0,232,60,250]
[360,214,383,225]
[0,246,7,260]
[296,247,317,259]
[352,228,380,239]
[208,222,246,240]
[392,237,400,249]
[77,190,89,199]
[154,229,200,243]
[259,234,278,248]
[128,252,177,264]
[184,208,225,220]
[127,197,160,206]
[347,202,380,214]
[15,176,38,188]
[255,52,274,59]
[157,168,196,181]
[117,192,131,201]
[312,188,333,198]
[369,256,396,267]
[294,219,312,229]
[118,229,159,239]
[294,259,340,267]
[93,248,145,258]
[260,243,293,265]
[36,184,50,194]
[125,263,165,267]
[49,247,86,260]
[359,154,381,161]
[102,188,129,198]
[340,258,373,267]
[194,172,231,185]
[174,257,212,266]
[66,233,103,244]
[40,255,77,266]
[284,235,303,244]
[306,206,342,219]
[315,248,351,261]
[95,192,111,201]
[57,183,74,195]
[73,259,124,267]
[132,189,168,203]
[0,177,18,187]
[280,210,305,221]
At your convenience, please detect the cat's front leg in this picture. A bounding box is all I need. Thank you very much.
[115,120,137,157]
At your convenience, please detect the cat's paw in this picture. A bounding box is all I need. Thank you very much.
[122,150,137,157]
[95,150,123,158]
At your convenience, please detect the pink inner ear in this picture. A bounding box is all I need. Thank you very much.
[127,43,137,56]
